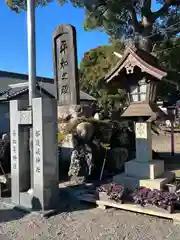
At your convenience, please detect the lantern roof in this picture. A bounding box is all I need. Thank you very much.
[121,102,166,121]
[104,47,167,83]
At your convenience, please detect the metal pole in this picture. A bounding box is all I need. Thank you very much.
[27,0,37,104]
[171,120,174,156]
[27,0,37,191]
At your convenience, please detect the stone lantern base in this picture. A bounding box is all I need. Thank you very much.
[113,122,175,190]
[113,171,174,191]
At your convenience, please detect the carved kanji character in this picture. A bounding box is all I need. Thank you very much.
[60,58,68,69]
[13,155,17,161]
[60,40,68,54]
[35,130,40,137]
[36,139,40,146]
[61,72,68,80]
[36,157,41,163]
[36,148,40,155]
[36,167,40,173]
[12,146,16,153]
[61,84,69,94]
[13,163,16,169]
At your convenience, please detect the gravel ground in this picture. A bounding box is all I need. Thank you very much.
[0,134,180,240]
[0,198,180,240]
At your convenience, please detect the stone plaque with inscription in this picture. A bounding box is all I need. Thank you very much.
[135,122,147,139]
[135,122,152,162]
[52,24,80,106]
[32,97,58,210]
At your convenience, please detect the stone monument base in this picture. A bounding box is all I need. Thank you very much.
[113,171,175,190]
[58,105,93,122]
[125,159,164,179]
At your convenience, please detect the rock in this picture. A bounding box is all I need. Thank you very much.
[94,113,100,120]
[108,147,128,170]
[58,105,83,121]
[76,122,94,141]
[60,134,78,162]
[58,122,68,134]
[111,131,130,147]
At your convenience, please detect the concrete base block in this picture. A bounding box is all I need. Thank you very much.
[113,171,175,191]
[140,171,175,190]
[113,173,140,190]
[125,159,164,179]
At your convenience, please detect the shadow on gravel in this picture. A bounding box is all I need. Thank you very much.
[0,207,28,223]
[44,183,96,218]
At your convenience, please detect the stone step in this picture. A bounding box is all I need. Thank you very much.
[113,171,175,191]
[125,159,164,179]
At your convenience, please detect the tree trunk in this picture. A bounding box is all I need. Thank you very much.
[138,36,153,53]
[137,16,153,53]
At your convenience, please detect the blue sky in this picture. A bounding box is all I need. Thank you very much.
[0,1,109,78]
[1,1,160,79]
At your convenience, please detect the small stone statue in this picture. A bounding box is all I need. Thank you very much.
[68,144,93,180]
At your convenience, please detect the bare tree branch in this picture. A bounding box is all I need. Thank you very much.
[129,6,142,33]
[152,0,180,20]
[143,0,152,13]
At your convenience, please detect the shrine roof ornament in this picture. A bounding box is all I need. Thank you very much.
[104,47,167,83]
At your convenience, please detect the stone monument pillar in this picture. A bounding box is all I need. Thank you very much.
[10,100,32,205]
[9,97,58,211]
[52,24,81,163]
[113,121,174,190]
[53,24,94,123]
[52,24,80,107]
[32,97,58,210]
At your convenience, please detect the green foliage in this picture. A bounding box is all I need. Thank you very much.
[156,38,180,73]
[7,1,180,50]
[155,37,180,100]
[80,36,180,104]
[7,0,180,101]
[5,0,83,12]
[6,0,54,12]
[79,41,126,110]
[63,117,131,144]
[82,0,180,45]
[58,132,65,143]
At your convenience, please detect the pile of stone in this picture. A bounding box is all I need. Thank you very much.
[59,118,136,181]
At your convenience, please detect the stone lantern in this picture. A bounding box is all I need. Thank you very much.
[105,47,170,120]
[104,47,175,190]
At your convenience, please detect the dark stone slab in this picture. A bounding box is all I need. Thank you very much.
[52,24,80,106]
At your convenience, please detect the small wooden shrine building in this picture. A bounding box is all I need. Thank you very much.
[104,47,178,121]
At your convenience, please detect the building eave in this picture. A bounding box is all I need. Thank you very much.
[104,47,167,84]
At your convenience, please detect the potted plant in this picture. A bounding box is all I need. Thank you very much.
[96,183,125,203]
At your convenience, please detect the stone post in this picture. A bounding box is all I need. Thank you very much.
[135,122,152,162]
[113,121,174,190]
[10,100,32,205]
[32,97,58,210]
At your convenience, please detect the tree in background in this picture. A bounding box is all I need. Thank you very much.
[7,0,180,105]
[81,0,180,52]
[79,36,180,106]
[7,0,180,52]
[155,37,180,101]
[79,41,126,110]
[156,37,180,72]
